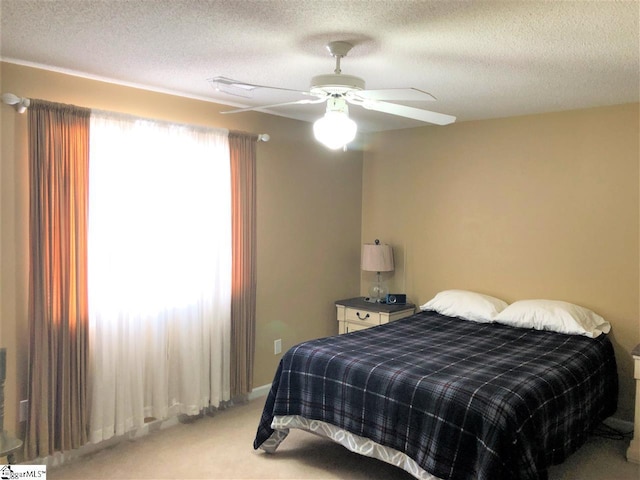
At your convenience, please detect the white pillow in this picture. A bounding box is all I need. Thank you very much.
[493,299,611,338]
[419,289,509,323]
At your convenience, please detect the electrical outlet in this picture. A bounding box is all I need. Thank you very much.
[274,339,282,355]
[19,400,28,422]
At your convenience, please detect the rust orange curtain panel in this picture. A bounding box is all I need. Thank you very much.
[25,100,91,459]
[229,132,258,398]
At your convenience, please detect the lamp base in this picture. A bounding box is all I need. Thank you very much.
[367,281,388,304]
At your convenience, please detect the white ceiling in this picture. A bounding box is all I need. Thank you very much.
[1,0,638,132]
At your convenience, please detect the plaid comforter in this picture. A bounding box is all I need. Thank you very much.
[254,311,617,480]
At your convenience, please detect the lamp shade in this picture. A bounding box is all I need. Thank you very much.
[361,242,394,272]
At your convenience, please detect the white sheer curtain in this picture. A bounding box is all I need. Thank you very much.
[88,111,231,443]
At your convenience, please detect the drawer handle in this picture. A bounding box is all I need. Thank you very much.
[356,312,370,320]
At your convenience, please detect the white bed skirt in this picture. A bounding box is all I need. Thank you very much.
[260,415,443,480]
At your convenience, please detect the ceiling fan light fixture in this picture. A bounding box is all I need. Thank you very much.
[313,97,357,150]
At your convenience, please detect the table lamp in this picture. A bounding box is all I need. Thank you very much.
[361,239,394,303]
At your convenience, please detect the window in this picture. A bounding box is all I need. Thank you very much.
[88,112,232,442]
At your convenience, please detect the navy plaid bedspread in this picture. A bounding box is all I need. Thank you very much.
[254,311,617,480]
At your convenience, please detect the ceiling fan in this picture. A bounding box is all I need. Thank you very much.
[209,41,456,148]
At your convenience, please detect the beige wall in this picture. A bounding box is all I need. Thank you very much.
[0,62,363,436]
[2,61,637,444]
[362,103,640,421]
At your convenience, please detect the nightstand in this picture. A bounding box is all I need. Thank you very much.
[627,343,640,463]
[335,297,416,334]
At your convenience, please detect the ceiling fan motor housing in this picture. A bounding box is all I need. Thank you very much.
[310,74,365,95]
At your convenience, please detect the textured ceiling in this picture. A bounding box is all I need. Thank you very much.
[1,0,638,132]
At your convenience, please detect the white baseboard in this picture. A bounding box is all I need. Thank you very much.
[248,383,271,401]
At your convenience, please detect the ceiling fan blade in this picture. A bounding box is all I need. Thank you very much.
[358,99,456,125]
[209,76,310,98]
[221,97,327,114]
[351,88,436,102]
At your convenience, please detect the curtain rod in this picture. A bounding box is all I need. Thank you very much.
[1,92,270,142]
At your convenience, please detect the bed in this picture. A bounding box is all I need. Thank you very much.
[253,293,618,480]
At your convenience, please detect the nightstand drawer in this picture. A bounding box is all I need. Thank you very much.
[345,307,381,326]
[336,297,416,336]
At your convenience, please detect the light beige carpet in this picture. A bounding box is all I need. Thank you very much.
[47,398,638,480]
